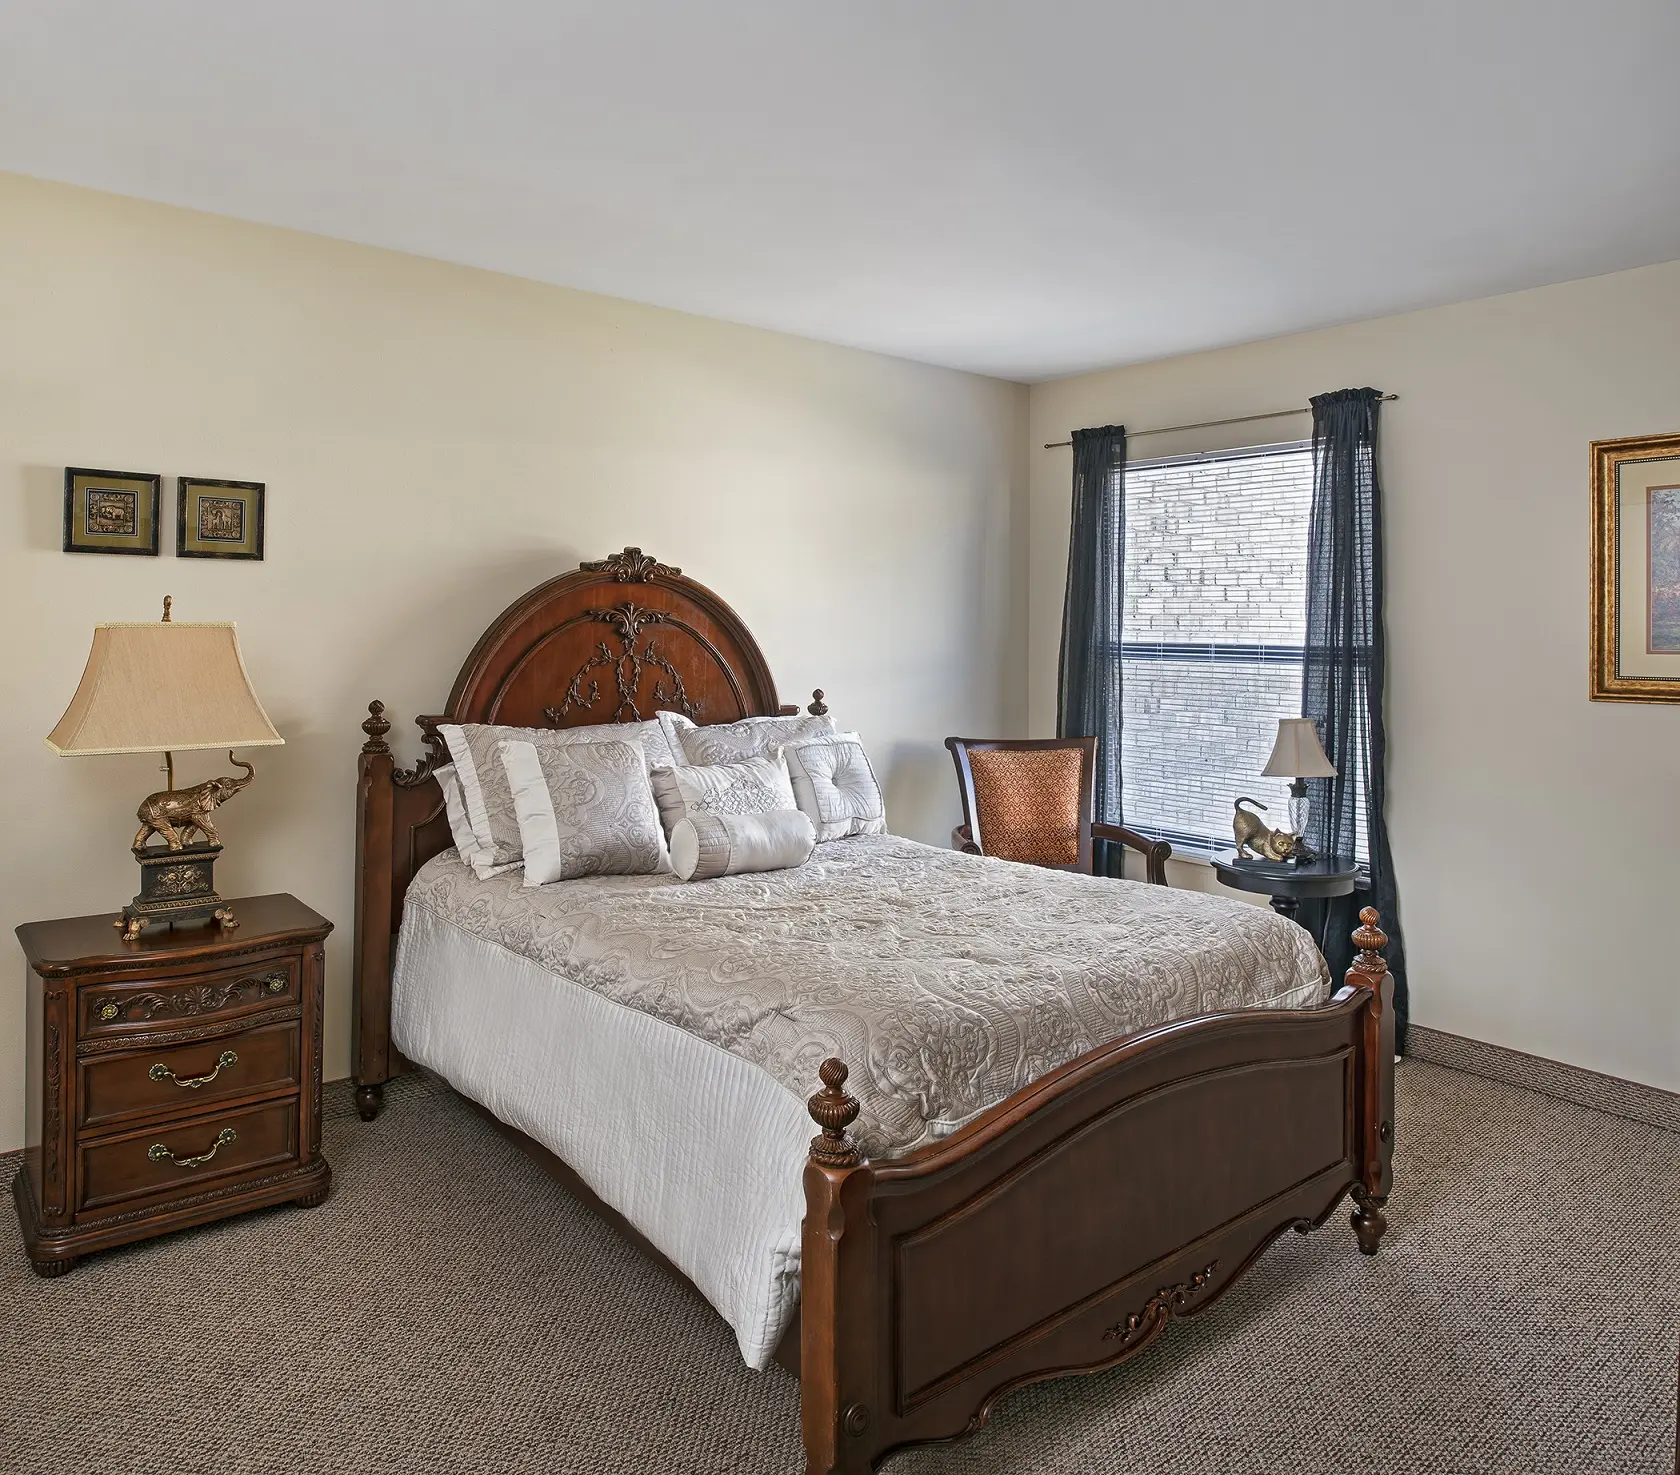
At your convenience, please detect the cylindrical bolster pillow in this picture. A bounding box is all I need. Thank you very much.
[669,808,817,882]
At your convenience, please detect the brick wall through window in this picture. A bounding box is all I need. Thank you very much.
[1116,441,1367,862]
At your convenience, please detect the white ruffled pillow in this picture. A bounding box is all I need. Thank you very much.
[497,739,667,886]
[669,809,816,882]
[433,763,487,867]
[782,733,887,842]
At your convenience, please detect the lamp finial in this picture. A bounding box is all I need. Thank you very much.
[161,595,173,623]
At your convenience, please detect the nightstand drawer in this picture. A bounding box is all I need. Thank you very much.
[78,1099,299,1218]
[82,955,297,1036]
[80,1022,301,1131]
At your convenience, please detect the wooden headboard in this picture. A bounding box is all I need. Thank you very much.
[350,547,822,1116]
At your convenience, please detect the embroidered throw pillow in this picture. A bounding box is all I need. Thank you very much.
[647,752,799,840]
[439,718,679,877]
[677,711,836,767]
[496,739,666,886]
[782,733,888,842]
[669,809,817,882]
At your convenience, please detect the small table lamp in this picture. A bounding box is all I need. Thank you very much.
[1261,717,1337,842]
[45,596,283,940]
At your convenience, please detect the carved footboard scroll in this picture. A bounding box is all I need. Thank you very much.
[801,911,1394,1475]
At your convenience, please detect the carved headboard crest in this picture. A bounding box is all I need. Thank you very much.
[578,546,682,583]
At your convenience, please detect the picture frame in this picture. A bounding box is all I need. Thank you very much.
[177,478,265,561]
[1590,429,1680,702]
[62,468,161,556]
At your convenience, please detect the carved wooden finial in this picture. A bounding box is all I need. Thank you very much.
[161,595,173,623]
[361,699,392,755]
[579,547,682,583]
[808,688,828,717]
[1351,906,1388,975]
[808,1057,862,1168]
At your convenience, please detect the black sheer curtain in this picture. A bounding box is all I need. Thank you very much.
[1057,425,1127,876]
[1301,388,1408,1048]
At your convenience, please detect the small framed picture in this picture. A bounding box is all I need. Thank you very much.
[63,468,161,555]
[177,478,265,561]
[1591,429,1680,702]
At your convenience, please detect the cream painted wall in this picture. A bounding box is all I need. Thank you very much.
[0,173,1029,1153]
[1028,260,1680,1093]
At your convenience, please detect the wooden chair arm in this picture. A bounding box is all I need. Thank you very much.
[1090,823,1172,886]
[952,823,983,855]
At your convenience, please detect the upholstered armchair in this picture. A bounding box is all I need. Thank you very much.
[944,735,1172,885]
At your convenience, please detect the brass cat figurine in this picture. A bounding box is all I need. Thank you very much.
[1231,796,1315,862]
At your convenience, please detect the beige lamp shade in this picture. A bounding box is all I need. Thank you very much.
[46,621,283,756]
[1260,717,1336,779]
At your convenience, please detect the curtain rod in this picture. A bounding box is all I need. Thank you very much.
[1041,394,1398,449]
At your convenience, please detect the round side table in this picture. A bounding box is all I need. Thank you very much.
[1211,854,1359,920]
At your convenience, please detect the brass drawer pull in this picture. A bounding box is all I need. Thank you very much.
[148,1126,236,1168]
[150,1049,237,1089]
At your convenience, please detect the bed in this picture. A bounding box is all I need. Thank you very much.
[352,547,1396,1475]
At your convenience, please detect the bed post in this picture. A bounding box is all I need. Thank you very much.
[802,1059,874,1475]
[353,701,396,1122]
[1346,906,1395,1253]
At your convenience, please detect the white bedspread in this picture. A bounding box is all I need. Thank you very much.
[391,838,1330,1369]
[392,901,809,1369]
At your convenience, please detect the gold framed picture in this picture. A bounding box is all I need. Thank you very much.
[177,478,265,561]
[1591,430,1680,702]
[63,468,160,555]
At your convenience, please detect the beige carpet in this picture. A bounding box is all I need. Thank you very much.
[1,1060,1675,1474]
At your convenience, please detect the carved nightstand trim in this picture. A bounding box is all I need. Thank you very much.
[86,969,290,1029]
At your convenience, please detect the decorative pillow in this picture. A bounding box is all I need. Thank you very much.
[677,711,836,767]
[656,710,697,764]
[648,753,798,840]
[433,763,485,866]
[782,733,888,842]
[439,718,678,876]
[669,809,817,882]
[496,739,666,886]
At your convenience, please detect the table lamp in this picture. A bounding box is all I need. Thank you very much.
[1261,717,1337,844]
[45,596,283,940]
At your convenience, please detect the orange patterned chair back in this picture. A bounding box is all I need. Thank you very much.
[945,736,1095,873]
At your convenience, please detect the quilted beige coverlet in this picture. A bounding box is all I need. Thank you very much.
[405,836,1330,1158]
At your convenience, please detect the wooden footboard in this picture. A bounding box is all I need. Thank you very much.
[800,912,1394,1474]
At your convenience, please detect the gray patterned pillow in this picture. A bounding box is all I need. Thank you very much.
[677,712,836,767]
[648,753,798,840]
[497,739,666,886]
[440,718,679,877]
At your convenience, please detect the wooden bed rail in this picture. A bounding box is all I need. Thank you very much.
[800,909,1395,1475]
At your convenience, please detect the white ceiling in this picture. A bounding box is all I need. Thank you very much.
[4,1,1678,382]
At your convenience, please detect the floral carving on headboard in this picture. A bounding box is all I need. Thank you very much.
[545,602,702,725]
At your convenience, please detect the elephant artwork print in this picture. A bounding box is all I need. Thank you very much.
[1648,484,1680,653]
[177,478,265,560]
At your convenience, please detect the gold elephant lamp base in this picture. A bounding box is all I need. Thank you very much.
[116,842,239,942]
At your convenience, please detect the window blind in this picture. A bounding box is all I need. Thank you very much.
[1117,441,1367,862]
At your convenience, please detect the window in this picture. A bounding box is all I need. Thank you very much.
[1118,441,1366,862]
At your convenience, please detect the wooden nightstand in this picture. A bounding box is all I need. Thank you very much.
[13,893,332,1276]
